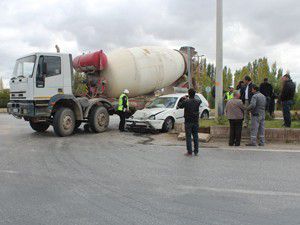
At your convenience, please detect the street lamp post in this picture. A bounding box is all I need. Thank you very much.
[216,0,223,118]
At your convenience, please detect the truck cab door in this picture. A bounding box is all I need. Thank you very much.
[34,55,64,100]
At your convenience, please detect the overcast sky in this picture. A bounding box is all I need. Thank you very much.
[0,0,300,87]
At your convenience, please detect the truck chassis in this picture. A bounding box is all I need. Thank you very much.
[8,94,115,137]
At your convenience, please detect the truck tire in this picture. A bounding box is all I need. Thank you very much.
[53,107,75,137]
[29,121,50,132]
[88,106,109,133]
[162,117,174,133]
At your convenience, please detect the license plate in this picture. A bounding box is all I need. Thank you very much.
[13,108,19,113]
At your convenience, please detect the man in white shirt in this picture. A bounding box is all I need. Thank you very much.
[241,76,254,128]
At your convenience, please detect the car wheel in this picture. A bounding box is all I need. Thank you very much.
[162,117,174,133]
[201,110,209,119]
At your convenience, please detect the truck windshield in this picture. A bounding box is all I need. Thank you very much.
[147,97,178,109]
[13,55,36,78]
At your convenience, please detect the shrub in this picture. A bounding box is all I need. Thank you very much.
[265,113,274,121]
[292,111,300,121]
[216,115,228,125]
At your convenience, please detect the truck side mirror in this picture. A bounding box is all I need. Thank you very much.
[36,56,46,88]
[42,62,47,75]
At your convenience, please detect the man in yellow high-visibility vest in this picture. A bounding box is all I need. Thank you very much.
[224,86,234,104]
[117,89,129,132]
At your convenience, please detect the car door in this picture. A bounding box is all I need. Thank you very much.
[174,97,185,122]
[195,94,204,116]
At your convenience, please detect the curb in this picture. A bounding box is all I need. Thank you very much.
[174,123,300,142]
[210,126,300,142]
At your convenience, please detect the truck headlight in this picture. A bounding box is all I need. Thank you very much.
[148,115,156,120]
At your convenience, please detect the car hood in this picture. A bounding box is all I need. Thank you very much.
[132,108,170,119]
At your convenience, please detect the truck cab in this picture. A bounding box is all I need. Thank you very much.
[8,52,113,137]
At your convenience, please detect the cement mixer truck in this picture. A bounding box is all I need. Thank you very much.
[7,46,187,136]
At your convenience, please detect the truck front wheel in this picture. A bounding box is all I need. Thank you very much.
[29,121,50,132]
[53,107,75,137]
[89,106,109,133]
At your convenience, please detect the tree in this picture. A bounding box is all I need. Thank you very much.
[234,66,251,87]
[257,57,270,84]
[293,84,300,110]
[274,68,284,95]
[269,62,277,86]
[0,77,3,91]
[73,72,87,96]
[223,67,233,90]
[0,89,9,108]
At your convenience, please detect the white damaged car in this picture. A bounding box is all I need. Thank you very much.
[126,93,210,132]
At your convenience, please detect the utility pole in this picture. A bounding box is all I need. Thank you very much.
[216,0,223,117]
[187,47,192,89]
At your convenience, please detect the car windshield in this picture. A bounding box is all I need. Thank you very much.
[13,55,36,78]
[146,97,178,109]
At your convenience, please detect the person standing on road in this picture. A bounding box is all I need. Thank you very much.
[246,85,266,146]
[225,91,245,146]
[259,78,273,115]
[241,76,254,128]
[178,88,201,156]
[117,89,130,132]
[280,74,296,128]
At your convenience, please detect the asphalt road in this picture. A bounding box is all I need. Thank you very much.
[0,113,300,225]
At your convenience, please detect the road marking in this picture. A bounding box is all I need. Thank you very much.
[181,186,300,197]
[0,170,20,174]
[165,143,300,153]
[213,147,300,153]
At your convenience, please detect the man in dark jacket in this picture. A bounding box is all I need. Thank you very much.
[280,74,296,127]
[259,78,273,115]
[178,89,201,156]
[241,75,254,127]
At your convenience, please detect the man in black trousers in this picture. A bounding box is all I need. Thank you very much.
[259,78,273,115]
[178,89,201,156]
[225,91,245,146]
[280,74,296,127]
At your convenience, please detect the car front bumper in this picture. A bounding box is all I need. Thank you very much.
[126,118,165,131]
